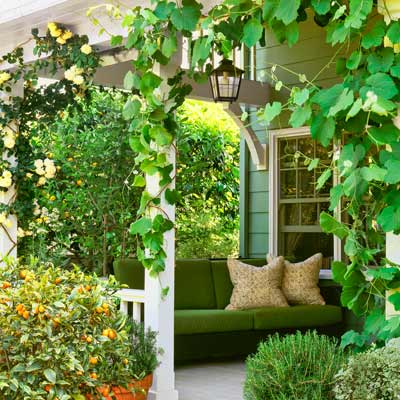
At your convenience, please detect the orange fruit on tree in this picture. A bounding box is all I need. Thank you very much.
[22,310,30,319]
[2,282,11,289]
[89,356,98,365]
[108,329,116,340]
[19,270,27,279]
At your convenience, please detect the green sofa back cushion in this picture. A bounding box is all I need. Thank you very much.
[113,259,144,290]
[175,259,216,310]
[211,258,266,309]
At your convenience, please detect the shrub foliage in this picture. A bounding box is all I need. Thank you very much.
[244,331,347,400]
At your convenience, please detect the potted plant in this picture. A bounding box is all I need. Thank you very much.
[0,257,157,400]
[99,321,159,400]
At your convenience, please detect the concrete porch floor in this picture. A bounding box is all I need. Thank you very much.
[175,360,246,400]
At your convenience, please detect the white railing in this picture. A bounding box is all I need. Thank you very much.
[116,288,145,322]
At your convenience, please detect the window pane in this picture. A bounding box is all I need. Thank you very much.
[300,203,318,225]
[280,170,296,198]
[280,139,297,169]
[298,137,314,166]
[298,169,314,197]
[282,204,299,225]
[282,232,333,265]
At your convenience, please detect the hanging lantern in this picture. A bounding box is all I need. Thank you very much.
[209,59,244,103]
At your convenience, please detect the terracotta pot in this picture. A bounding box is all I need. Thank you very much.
[101,374,153,400]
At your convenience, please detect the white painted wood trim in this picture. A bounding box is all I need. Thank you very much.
[224,103,267,170]
[268,126,341,279]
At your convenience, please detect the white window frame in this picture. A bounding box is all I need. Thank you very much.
[268,127,342,279]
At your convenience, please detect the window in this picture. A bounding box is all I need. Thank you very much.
[269,128,341,273]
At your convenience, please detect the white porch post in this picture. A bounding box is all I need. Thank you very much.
[0,81,22,259]
[144,143,178,400]
[144,52,181,399]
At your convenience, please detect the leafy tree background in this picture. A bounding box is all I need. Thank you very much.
[19,91,240,271]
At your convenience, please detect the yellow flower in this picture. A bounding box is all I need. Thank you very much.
[62,30,73,40]
[4,134,15,149]
[73,75,84,85]
[47,22,57,31]
[0,72,11,85]
[80,44,92,55]
[0,171,12,188]
[36,217,43,224]
[50,28,62,38]
[26,173,33,179]
[50,195,56,201]
[56,37,66,45]
[37,177,46,186]
[76,179,83,186]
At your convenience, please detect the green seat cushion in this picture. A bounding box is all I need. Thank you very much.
[253,305,342,330]
[113,259,144,290]
[211,259,266,309]
[175,259,216,309]
[175,309,254,335]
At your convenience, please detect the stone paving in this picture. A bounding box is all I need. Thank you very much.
[176,360,246,400]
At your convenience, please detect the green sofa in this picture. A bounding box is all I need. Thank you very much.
[114,258,344,362]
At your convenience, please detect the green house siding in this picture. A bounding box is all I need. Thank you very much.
[240,14,343,258]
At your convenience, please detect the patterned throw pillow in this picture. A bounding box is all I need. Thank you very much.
[267,253,325,305]
[225,257,289,310]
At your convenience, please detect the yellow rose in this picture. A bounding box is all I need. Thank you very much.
[73,75,84,85]
[50,28,62,38]
[62,31,73,40]
[47,22,57,31]
[37,177,46,186]
[56,37,66,45]
[80,44,92,55]
[4,135,15,149]
[0,72,11,85]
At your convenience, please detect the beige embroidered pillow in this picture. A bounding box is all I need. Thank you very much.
[267,253,325,305]
[226,257,289,310]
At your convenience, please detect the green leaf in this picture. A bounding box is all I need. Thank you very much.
[149,126,173,146]
[343,170,368,200]
[44,369,57,384]
[361,20,385,49]
[387,21,400,44]
[122,99,141,120]
[133,175,146,187]
[341,330,369,349]
[346,98,363,121]
[367,267,399,280]
[162,35,177,58]
[124,71,139,90]
[242,18,263,48]
[141,9,159,24]
[327,88,354,117]
[320,211,349,239]
[110,35,123,46]
[384,160,400,184]
[289,104,312,128]
[307,158,319,171]
[262,0,279,21]
[293,88,310,106]
[165,188,181,205]
[191,37,211,67]
[368,124,400,145]
[170,0,202,31]
[316,169,332,190]
[154,1,175,19]
[344,231,359,257]
[360,164,387,181]
[346,50,362,70]
[311,0,331,15]
[367,48,394,73]
[389,291,400,311]
[275,0,301,25]
[286,21,299,47]
[329,184,344,211]
[140,72,162,95]
[345,0,373,29]
[363,73,399,100]
[130,217,153,235]
[263,102,282,124]
[377,206,400,232]
[311,114,335,147]
[332,261,347,285]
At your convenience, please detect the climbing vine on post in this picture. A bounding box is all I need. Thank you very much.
[92,0,400,346]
